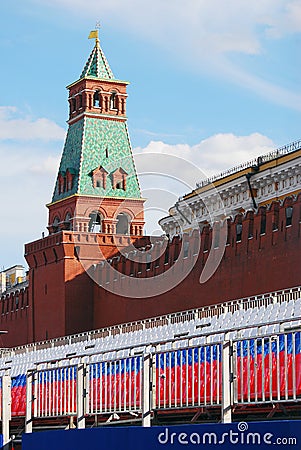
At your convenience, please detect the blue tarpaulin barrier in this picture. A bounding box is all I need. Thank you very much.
[22,420,300,450]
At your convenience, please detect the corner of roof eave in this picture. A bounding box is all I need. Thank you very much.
[66,76,130,89]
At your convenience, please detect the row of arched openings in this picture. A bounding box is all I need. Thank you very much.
[70,91,119,113]
[94,91,118,109]
[51,211,130,234]
[89,211,129,234]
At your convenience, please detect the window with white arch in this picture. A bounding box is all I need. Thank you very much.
[88,211,103,233]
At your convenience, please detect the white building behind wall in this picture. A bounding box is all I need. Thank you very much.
[159,140,301,237]
[0,265,26,294]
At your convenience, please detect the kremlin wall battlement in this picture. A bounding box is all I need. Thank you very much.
[92,194,301,327]
[1,193,300,347]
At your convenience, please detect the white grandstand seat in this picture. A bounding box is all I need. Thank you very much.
[228,331,238,340]
[257,305,267,321]
[248,307,259,324]
[241,327,260,338]
[278,302,288,319]
[191,336,206,346]
[231,310,243,327]
[267,324,280,334]
[208,333,224,343]
[1,292,300,377]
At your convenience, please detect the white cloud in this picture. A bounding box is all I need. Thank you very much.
[266,0,301,37]
[215,58,301,112]
[0,141,59,268]
[0,143,60,178]
[37,0,300,53]
[0,106,65,141]
[0,168,52,268]
[134,129,184,139]
[29,156,60,175]
[0,107,64,267]
[134,132,275,182]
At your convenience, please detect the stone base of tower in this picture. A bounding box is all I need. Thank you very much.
[24,231,149,342]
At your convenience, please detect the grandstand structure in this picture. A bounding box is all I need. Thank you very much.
[0,30,300,448]
[0,285,300,445]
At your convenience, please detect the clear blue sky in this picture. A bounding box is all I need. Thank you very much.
[0,0,300,269]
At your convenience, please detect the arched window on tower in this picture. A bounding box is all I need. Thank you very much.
[72,98,76,112]
[213,222,221,248]
[236,222,243,242]
[53,216,60,233]
[272,204,279,231]
[88,211,103,233]
[116,213,129,235]
[64,212,72,231]
[110,92,117,110]
[93,91,100,108]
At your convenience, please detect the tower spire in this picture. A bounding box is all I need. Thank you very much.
[80,29,114,80]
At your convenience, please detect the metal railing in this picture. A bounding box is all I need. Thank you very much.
[0,377,2,421]
[86,356,143,415]
[195,138,301,189]
[0,327,299,447]
[34,365,77,418]
[233,331,301,404]
[152,344,222,410]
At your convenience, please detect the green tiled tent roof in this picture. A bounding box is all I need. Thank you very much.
[80,40,114,80]
[52,117,142,203]
[51,36,141,204]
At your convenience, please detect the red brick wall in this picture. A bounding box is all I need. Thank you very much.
[93,195,301,328]
[0,288,31,347]
[20,232,149,345]
[1,196,300,347]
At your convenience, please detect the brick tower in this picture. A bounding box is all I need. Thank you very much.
[48,30,144,236]
[24,31,145,342]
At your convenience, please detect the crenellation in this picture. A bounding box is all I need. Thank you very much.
[95,195,301,288]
